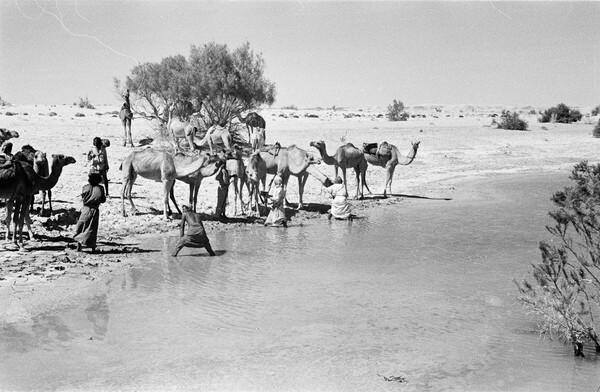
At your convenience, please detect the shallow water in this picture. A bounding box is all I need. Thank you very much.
[1,173,599,391]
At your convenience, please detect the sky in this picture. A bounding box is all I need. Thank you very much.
[1,1,599,108]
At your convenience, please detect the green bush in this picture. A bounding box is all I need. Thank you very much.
[593,118,600,138]
[496,110,528,131]
[539,103,582,123]
[386,99,408,121]
[591,105,600,117]
[516,161,600,356]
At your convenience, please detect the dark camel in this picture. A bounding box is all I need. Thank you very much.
[237,112,266,144]
[0,154,76,249]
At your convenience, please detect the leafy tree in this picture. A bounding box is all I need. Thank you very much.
[539,103,582,124]
[516,161,600,356]
[386,99,408,121]
[495,110,528,131]
[114,42,275,129]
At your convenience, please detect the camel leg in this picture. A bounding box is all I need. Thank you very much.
[384,164,395,197]
[127,121,133,147]
[191,182,201,212]
[296,174,309,210]
[354,167,362,200]
[340,167,351,199]
[168,186,178,216]
[122,172,138,217]
[4,202,12,241]
[163,180,175,219]
[48,189,52,215]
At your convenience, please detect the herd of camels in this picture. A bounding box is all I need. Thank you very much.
[0,103,419,249]
[119,102,420,222]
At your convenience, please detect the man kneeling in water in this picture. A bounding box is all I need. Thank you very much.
[323,176,353,220]
[172,205,216,257]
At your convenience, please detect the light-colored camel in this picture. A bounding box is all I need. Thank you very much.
[223,153,250,216]
[119,91,133,147]
[245,144,332,212]
[120,148,223,219]
[167,152,227,214]
[237,112,266,142]
[196,123,233,154]
[250,127,265,152]
[310,140,371,199]
[167,100,206,153]
[363,141,420,197]
[0,128,19,145]
[0,154,76,248]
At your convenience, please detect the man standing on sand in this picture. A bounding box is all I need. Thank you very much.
[172,205,216,257]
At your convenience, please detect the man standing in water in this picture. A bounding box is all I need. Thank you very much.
[172,205,216,257]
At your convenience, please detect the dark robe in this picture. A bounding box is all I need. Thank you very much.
[74,184,106,248]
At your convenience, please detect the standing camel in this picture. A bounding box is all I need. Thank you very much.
[362,141,420,197]
[245,144,332,212]
[309,140,371,199]
[120,148,224,219]
[237,112,266,147]
[0,154,76,249]
[119,90,133,147]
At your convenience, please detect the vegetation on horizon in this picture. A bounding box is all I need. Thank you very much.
[593,118,600,138]
[75,96,95,110]
[495,110,528,131]
[113,41,276,131]
[386,99,408,121]
[516,161,600,357]
[539,103,582,124]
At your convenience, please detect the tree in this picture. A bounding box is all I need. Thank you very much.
[386,99,408,121]
[516,161,600,357]
[114,42,275,129]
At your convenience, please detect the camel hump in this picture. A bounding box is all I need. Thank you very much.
[0,155,16,181]
[377,141,392,157]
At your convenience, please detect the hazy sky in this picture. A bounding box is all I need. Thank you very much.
[1,1,599,108]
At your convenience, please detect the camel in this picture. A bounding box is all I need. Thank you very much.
[167,100,206,153]
[245,144,332,212]
[120,148,224,219]
[167,152,227,214]
[119,91,133,147]
[0,154,76,248]
[309,140,372,200]
[362,141,420,197]
[195,123,233,154]
[249,127,266,152]
[0,128,19,145]
[222,152,249,216]
[237,112,266,142]
[3,145,51,239]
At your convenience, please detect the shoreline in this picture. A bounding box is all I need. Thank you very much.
[1,103,598,324]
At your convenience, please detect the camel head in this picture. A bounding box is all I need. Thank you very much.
[412,141,421,152]
[0,128,19,140]
[33,151,48,174]
[309,140,325,151]
[245,152,265,184]
[51,154,77,168]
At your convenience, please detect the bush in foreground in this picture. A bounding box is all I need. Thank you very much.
[516,161,600,357]
[539,103,582,124]
[496,110,528,130]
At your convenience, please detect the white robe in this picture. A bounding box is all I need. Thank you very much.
[324,183,351,219]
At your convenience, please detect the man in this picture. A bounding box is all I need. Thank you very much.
[172,205,216,257]
[215,166,230,221]
[87,137,110,196]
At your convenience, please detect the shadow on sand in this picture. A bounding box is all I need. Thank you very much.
[362,193,453,201]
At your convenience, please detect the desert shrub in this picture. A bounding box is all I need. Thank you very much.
[539,103,582,124]
[386,99,408,121]
[591,106,600,117]
[515,161,600,356]
[281,105,298,110]
[593,119,600,138]
[76,96,95,110]
[496,110,528,131]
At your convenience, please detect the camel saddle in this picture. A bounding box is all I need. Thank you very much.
[363,142,392,158]
[0,155,16,182]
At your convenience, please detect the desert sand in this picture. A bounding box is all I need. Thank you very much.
[0,103,599,319]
